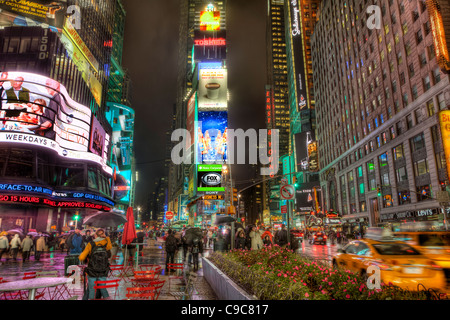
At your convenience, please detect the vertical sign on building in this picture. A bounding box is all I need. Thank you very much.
[426,0,450,72]
[288,0,308,112]
[439,110,450,180]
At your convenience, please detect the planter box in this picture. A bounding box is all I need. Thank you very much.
[202,257,255,300]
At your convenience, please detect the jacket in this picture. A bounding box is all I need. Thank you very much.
[165,234,178,253]
[36,237,46,251]
[78,237,112,262]
[70,233,84,254]
[235,236,246,249]
[261,231,273,243]
[249,230,264,250]
[10,235,21,249]
[0,235,9,249]
[21,237,34,251]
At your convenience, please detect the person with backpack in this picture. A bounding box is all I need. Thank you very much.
[189,238,203,271]
[21,235,34,262]
[79,229,112,300]
[165,229,178,272]
[275,224,288,248]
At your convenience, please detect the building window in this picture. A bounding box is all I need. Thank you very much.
[383,194,393,208]
[393,144,404,160]
[438,93,446,110]
[410,133,426,152]
[396,166,408,182]
[379,153,389,168]
[398,191,411,205]
[416,185,431,202]
[414,159,429,176]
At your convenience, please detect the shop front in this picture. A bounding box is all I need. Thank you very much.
[342,217,369,238]
[379,208,448,231]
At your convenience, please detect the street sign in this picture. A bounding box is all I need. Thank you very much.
[280,184,295,200]
[166,211,174,220]
[203,195,224,200]
[281,205,287,214]
[280,178,288,185]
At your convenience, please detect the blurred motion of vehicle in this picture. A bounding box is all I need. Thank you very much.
[310,231,327,245]
[394,231,450,288]
[332,228,447,293]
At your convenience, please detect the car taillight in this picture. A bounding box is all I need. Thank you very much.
[428,261,442,271]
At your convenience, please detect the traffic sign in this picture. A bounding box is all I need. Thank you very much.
[280,178,288,185]
[166,211,174,220]
[280,184,295,200]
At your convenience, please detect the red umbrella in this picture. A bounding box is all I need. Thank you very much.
[122,207,137,245]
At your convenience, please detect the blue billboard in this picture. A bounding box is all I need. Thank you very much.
[197,111,227,164]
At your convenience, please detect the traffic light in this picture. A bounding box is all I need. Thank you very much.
[233,188,238,203]
[377,186,381,197]
[293,176,299,188]
[73,213,80,221]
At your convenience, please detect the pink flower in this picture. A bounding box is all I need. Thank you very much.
[346,294,350,299]
[305,293,309,298]
[328,282,332,286]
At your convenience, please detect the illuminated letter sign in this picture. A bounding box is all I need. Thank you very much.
[426,0,450,72]
[439,110,450,180]
[194,38,226,46]
[291,0,301,37]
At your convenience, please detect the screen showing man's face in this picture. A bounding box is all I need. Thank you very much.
[12,78,24,90]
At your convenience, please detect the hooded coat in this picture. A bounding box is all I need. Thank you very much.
[249,229,264,250]
[10,234,21,249]
[0,234,9,249]
[36,237,46,251]
[21,236,34,252]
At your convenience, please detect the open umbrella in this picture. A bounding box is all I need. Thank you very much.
[27,231,40,237]
[214,215,236,225]
[184,227,203,245]
[7,228,24,236]
[83,211,127,228]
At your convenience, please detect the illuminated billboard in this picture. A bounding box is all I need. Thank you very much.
[197,164,224,192]
[426,0,450,72]
[294,131,318,172]
[90,115,106,157]
[186,93,196,151]
[113,166,131,203]
[198,68,228,110]
[194,30,227,61]
[0,0,68,29]
[197,111,228,164]
[439,110,450,180]
[200,10,220,31]
[0,71,111,174]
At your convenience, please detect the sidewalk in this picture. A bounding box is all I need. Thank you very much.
[0,238,218,300]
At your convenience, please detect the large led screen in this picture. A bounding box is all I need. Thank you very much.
[0,0,68,29]
[200,10,220,31]
[197,164,224,192]
[197,111,227,164]
[198,68,227,110]
[0,72,111,174]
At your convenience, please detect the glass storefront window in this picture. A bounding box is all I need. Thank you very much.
[88,168,99,190]
[398,191,411,205]
[59,164,84,188]
[4,149,33,178]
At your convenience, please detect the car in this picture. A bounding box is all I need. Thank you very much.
[310,232,327,245]
[289,230,304,250]
[394,231,450,288]
[332,229,447,293]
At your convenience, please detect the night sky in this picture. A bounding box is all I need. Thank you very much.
[121,0,267,207]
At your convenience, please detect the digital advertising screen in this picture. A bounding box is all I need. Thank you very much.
[200,10,220,31]
[197,164,224,192]
[194,30,227,61]
[113,166,131,203]
[198,68,228,110]
[89,115,106,157]
[197,111,228,164]
[0,72,111,174]
[0,0,68,29]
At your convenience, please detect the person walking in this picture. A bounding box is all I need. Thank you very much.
[189,237,203,271]
[0,231,9,261]
[274,224,288,248]
[164,230,178,272]
[10,234,21,260]
[249,226,264,250]
[79,229,112,300]
[207,230,213,248]
[35,235,46,261]
[21,235,34,261]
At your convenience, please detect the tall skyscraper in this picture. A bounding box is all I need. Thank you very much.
[313,0,450,233]
[169,0,228,227]
[0,0,121,232]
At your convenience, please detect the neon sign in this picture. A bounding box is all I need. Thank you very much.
[0,195,111,211]
[200,11,220,31]
[194,38,226,46]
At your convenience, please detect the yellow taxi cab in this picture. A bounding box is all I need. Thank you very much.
[394,231,450,287]
[332,228,447,293]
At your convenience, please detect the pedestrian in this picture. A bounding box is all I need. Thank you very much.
[189,237,203,271]
[0,231,9,261]
[79,229,112,300]
[203,230,208,247]
[35,235,46,261]
[249,226,264,250]
[83,230,93,248]
[274,224,288,248]
[235,230,246,249]
[9,234,21,260]
[21,235,34,261]
[181,232,188,261]
[261,227,274,245]
[207,229,213,247]
[69,228,84,255]
[164,229,178,272]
